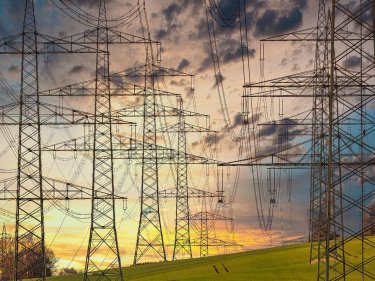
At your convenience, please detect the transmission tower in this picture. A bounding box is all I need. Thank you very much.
[155,99,213,260]
[173,100,193,260]
[0,0,131,278]
[15,1,45,278]
[84,0,123,279]
[134,6,166,264]
[318,1,375,279]
[220,0,375,280]
[309,0,330,264]
[189,196,235,257]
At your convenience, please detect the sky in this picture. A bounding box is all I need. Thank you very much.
[0,0,325,271]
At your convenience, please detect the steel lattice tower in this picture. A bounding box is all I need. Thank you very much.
[319,1,375,279]
[309,0,330,264]
[173,100,192,260]
[15,0,46,279]
[198,197,209,257]
[226,0,375,279]
[84,0,123,279]
[134,8,166,264]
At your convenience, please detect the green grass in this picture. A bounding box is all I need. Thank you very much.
[46,238,375,281]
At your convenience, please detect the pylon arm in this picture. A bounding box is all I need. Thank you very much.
[112,103,209,119]
[0,32,101,54]
[38,80,180,97]
[190,237,242,247]
[42,134,219,164]
[0,102,136,126]
[57,28,160,45]
[123,64,193,78]
[244,70,375,94]
[190,212,233,221]
[157,122,212,133]
[261,27,364,42]
[157,187,219,199]
[0,28,159,54]
[0,177,127,200]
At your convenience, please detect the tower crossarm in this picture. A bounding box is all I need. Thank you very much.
[111,103,209,119]
[157,188,219,199]
[157,122,212,133]
[57,28,160,45]
[41,131,219,164]
[0,32,101,54]
[190,237,242,247]
[0,28,159,55]
[122,64,194,78]
[261,27,365,42]
[243,71,375,98]
[0,177,126,201]
[0,102,136,126]
[38,80,180,97]
[189,211,233,222]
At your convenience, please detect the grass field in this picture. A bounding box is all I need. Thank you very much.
[46,238,375,281]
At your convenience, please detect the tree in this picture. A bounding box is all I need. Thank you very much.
[59,267,78,276]
[0,227,58,280]
[0,230,14,281]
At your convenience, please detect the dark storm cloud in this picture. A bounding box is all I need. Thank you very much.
[212,73,225,89]
[344,56,361,69]
[73,0,114,8]
[258,118,298,138]
[255,7,303,37]
[258,121,277,137]
[177,58,191,72]
[293,0,308,9]
[0,1,24,35]
[68,65,85,75]
[163,3,182,23]
[256,117,308,156]
[204,132,222,145]
[158,0,202,42]
[222,46,256,63]
[231,113,244,129]
[155,29,168,41]
[197,56,212,73]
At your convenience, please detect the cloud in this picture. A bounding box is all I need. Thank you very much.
[258,118,299,140]
[212,73,225,89]
[222,46,256,63]
[163,3,182,23]
[197,56,212,73]
[73,0,115,8]
[177,58,190,71]
[227,112,262,130]
[203,132,223,146]
[255,7,303,37]
[68,65,85,75]
[155,28,168,41]
[344,56,361,69]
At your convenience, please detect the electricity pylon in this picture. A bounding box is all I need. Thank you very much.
[133,6,166,263]
[173,100,192,259]
[156,99,213,260]
[189,196,235,257]
[221,0,375,279]
[84,0,123,279]
[309,0,330,265]
[0,0,128,278]
[14,1,46,279]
